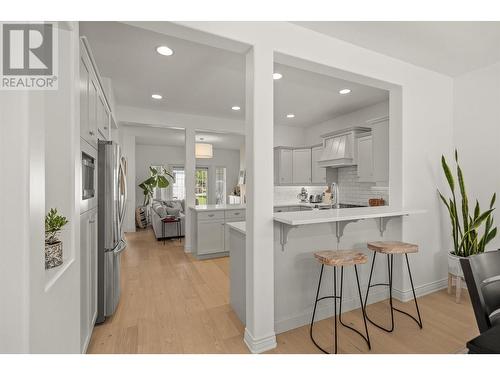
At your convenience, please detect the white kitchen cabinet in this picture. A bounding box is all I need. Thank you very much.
[197,219,225,255]
[371,119,389,182]
[357,135,374,182]
[311,145,326,184]
[97,95,109,140]
[292,148,312,184]
[274,148,293,185]
[80,208,97,352]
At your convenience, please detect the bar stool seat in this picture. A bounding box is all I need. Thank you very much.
[310,250,371,354]
[364,240,423,333]
[314,250,368,267]
[367,241,418,254]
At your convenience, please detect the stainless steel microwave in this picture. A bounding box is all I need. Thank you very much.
[81,139,97,213]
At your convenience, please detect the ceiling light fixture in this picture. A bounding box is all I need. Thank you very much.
[231,106,241,111]
[195,143,213,159]
[339,88,351,95]
[151,94,162,100]
[286,113,295,118]
[273,73,283,80]
[156,45,174,56]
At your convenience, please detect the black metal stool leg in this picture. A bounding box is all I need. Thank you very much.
[364,252,423,332]
[333,266,338,354]
[338,266,371,350]
[392,254,423,329]
[355,264,371,349]
[310,264,328,354]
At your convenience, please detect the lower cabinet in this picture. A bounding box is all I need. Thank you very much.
[80,208,97,352]
[197,219,225,255]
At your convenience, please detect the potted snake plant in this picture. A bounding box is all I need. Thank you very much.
[45,208,69,269]
[438,150,497,277]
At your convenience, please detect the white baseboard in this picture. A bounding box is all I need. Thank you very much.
[243,328,277,354]
[393,278,448,302]
[275,289,388,334]
[275,278,448,334]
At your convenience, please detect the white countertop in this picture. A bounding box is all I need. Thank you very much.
[273,206,425,226]
[189,204,246,211]
[226,221,246,235]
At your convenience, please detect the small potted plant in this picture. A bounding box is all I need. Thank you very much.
[45,208,69,269]
[438,150,497,278]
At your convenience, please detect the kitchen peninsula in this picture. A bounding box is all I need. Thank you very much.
[227,206,424,333]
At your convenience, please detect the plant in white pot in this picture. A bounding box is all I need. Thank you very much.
[45,208,69,269]
[438,150,497,278]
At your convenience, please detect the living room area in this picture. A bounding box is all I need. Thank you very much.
[126,125,245,242]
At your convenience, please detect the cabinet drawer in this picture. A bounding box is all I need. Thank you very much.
[197,210,225,221]
[225,210,245,220]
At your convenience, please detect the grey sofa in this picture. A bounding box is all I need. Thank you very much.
[150,199,186,240]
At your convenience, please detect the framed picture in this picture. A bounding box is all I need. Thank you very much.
[238,170,246,185]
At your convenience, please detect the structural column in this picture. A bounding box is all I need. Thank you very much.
[184,128,196,252]
[244,44,276,353]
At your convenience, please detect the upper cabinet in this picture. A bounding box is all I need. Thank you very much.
[292,148,312,184]
[311,145,326,184]
[80,37,113,148]
[274,147,293,185]
[356,117,389,183]
[274,146,325,186]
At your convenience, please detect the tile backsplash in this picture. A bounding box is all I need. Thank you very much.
[335,166,389,206]
[274,185,327,203]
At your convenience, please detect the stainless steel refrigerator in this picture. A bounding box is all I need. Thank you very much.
[97,140,127,323]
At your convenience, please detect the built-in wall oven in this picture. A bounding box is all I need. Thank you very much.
[81,139,97,214]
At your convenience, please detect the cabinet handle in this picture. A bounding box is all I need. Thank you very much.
[234,212,240,215]
[89,130,94,136]
[104,126,108,130]
[89,219,96,223]
[208,214,214,217]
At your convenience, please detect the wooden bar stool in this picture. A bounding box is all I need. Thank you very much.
[310,250,371,354]
[363,241,423,332]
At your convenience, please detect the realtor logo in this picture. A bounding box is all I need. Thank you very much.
[1,22,58,90]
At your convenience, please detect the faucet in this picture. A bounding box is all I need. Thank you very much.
[330,182,340,209]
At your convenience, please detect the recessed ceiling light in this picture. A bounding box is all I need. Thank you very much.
[231,106,241,111]
[339,88,351,95]
[156,46,174,56]
[273,73,283,80]
[286,113,295,118]
[151,94,162,100]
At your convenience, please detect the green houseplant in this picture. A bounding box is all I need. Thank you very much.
[438,150,497,276]
[45,208,69,269]
[138,166,174,206]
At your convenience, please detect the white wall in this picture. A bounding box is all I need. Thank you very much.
[454,61,500,251]
[274,125,305,147]
[305,100,389,145]
[135,143,240,207]
[178,20,454,311]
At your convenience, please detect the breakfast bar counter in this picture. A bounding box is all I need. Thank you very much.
[226,206,425,334]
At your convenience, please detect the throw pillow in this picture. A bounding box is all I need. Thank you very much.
[156,205,167,218]
[166,207,180,218]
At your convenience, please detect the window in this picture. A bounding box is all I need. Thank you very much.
[195,167,208,205]
[171,167,185,200]
[215,167,226,205]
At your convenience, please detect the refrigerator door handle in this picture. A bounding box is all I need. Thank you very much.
[113,239,127,255]
[118,156,128,232]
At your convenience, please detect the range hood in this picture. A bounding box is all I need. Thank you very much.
[317,127,371,168]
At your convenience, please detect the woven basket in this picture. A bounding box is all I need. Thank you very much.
[45,241,63,269]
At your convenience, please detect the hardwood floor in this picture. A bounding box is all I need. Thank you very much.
[87,228,478,354]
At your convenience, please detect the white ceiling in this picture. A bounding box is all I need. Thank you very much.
[80,22,388,129]
[293,21,500,77]
[128,124,244,150]
[80,22,246,120]
[274,63,388,127]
